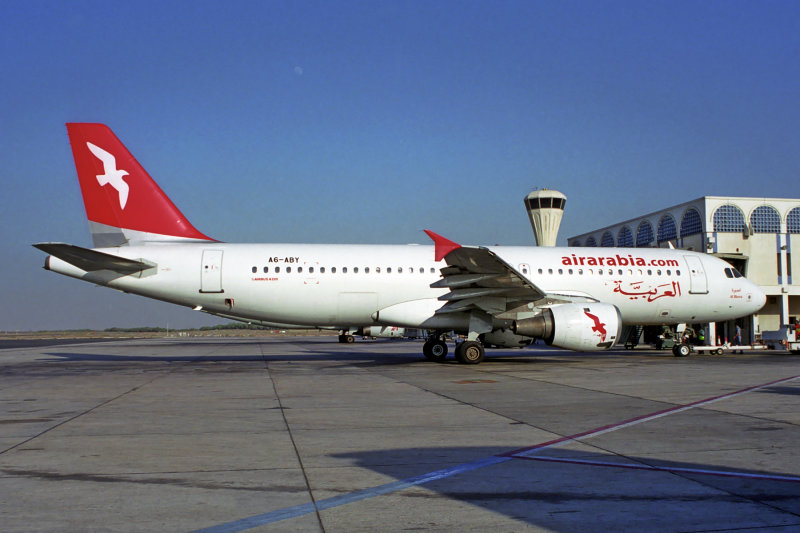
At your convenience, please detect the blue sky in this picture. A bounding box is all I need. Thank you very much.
[2,0,799,330]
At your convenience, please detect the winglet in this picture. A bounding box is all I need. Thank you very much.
[424,230,462,262]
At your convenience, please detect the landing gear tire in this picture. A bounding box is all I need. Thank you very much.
[455,341,485,364]
[338,334,355,344]
[672,343,691,357]
[423,339,448,362]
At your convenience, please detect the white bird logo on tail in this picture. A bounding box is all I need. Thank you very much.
[86,142,129,209]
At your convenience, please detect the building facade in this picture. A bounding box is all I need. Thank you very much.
[567,197,800,344]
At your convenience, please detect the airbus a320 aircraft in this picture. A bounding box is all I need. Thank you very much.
[35,123,766,364]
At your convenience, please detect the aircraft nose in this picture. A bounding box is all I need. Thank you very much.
[750,283,766,311]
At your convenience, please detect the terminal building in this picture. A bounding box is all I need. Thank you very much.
[567,196,800,345]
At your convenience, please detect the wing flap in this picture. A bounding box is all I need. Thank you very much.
[34,242,152,274]
[425,230,597,321]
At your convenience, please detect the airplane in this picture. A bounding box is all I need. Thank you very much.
[34,123,766,364]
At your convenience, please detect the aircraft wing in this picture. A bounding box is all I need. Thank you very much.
[33,242,152,274]
[425,230,596,319]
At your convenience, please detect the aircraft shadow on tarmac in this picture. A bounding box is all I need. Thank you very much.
[39,350,580,367]
[326,446,800,532]
[40,340,582,366]
[756,385,800,397]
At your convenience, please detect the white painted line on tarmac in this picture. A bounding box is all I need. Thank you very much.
[503,373,800,458]
[192,456,509,533]
[192,374,800,533]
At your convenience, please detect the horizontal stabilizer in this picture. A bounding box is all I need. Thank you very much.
[33,242,151,274]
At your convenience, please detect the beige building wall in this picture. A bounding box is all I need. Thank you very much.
[568,196,800,344]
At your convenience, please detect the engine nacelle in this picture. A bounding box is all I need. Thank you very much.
[360,326,405,338]
[511,303,622,351]
[480,329,533,348]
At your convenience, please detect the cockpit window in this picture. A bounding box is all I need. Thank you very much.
[724,267,744,279]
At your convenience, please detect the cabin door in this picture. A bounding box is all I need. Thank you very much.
[683,255,708,294]
[200,250,224,293]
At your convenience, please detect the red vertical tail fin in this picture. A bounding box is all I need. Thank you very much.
[66,123,214,247]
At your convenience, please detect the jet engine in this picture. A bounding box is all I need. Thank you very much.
[359,326,405,338]
[511,303,622,351]
[479,328,533,348]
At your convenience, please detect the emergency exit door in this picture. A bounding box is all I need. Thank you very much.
[683,255,708,294]
[200,250,224,293]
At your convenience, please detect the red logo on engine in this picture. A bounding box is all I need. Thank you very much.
[584,311,607,342]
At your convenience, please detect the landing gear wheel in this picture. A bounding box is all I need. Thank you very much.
[715,348,724,355]
[423,339,448,362]
[455,341,485,364]
[338,334,355,344]
[672,343,691,357]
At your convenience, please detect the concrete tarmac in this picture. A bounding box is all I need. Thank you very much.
[1,336,799,532]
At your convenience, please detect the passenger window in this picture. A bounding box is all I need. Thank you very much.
[578,269,583,275]
[320,267,325,274]
[647,269,652,276]
[398,267,403,273]
[538,268,543,274]
[558,269,563,275]
[287,267,292,273]
[430,268,436,274]
[548,268,553,274]
[365,267,370,274]
[343,267,348,273]
[676,269,680,276]
[263,266,269,273]
[332,267,337,273]
[309,266,314,274]
[387,267,392,273]
[568,269,573,275]
[252,266,257,273]
[523,268,529,274]
[666,269,671,276]
[657,269,662,275]
[376,267,381,273]
[419,267,424,273]
[354,267,358,273]
[275,266,280,273]
[298,266,303,273]
[618,269,623,275]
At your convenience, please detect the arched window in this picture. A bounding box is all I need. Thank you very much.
[585,236,597,247]
[680,208,703,237]
[618,227,633,247]
[601,232,614,247]
[657,215,677,242]
[636,221,654,247]
[713,205,746,232]
[749,205,780,233]
[788,207,800,234]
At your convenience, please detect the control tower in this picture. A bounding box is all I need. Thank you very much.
[524,189,566,246]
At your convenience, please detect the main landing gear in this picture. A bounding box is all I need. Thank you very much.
[422,333,485,364]
[338,332,355,343]
[422,336,448,362]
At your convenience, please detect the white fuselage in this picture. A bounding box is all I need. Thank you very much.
[46,243,766,331]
